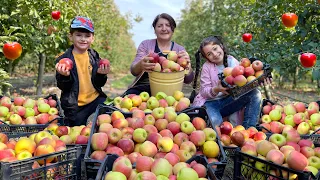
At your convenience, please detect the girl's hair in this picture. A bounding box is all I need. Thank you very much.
[152,13,176,32]
[196,36,229,67]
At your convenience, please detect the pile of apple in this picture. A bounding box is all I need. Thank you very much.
[260,101,320,135]
[103,156,209,180]
[0,96,60,125]
[113,90,191,113]
[87,108,222,178]
[149,51,188,72]
[45,123,92,145]
[222,58,265,87]
[0,130,73,178]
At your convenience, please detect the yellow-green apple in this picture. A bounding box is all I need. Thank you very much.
[231,131,244,147]
[233,75,247,87]
[153,63,161,72]
[131,95,143,107]
[304,166,318,177]
[147,132,162,145]
[155,92,167,100]
[45,123,59,134]
[0,133,8,144]
[307,156,320,169]
[59,135,72,145]
[179,97,191,107]
[38,103,50,113]
[173,162,190,175]
[269,121,283,133]
[300,146,315,158]
[9,114,22,125]
[117,138,134,154]
[269,109,281,121]
[157,137,173,152]
[97,114,111,125]
[147,97,159,110]
[15,137,36,154]
[164,152,180,166]
[279,163,298,179]
[106,146,124,156]
[24,107,36,118]
[144,114,155,125]
[273,105,284,113]
[283,129,301,143]
[191,117,206,130]
[139,92,150,102]
[139,141,157,157]
[269,133,286,148]
[256,140,276,157]
[0,106,9,117]
[167,122,180,136]
[255,155,268,171]
[28,133,37,142]
[165,96,176,106]
[173,91,184,101]
[231,66,244,77]
[55,126,69,137]
[297,122,310,135]
[307,102,319,116]
[91,133,108,151]
[261,114,271,123]
[48,107,58,116]
[34,130,52,145]
[127,152,142,164]
[223,67,233,77]
[284,104,297,116]
[241,144,257,157]
[107,128,122,144]
[266,149,284,165]
[314,147,320,158]
[287,150,308,170]
[111,111,125,123]
[120,97,133,110]
[202,141,219,158]
[0,142,7,150]
[180,141,196,156]
[113,96,123,106]
[34,144,55,164]
[133,128,147,143]
[75,135,88,144]
[143,124,158,135]
[167,51,178,62]
[155,118,168,131]
[136,156,154,172]
[310,113,320,126]
[220,134,231,146]
[36,113,50,124]
[180,121,194,135]
[112,156,133,179]
[189,130,206,146]
[151,158,173,177]
[105,171,127,180]
[173,132,189,146]
[262,105,272,115]
[177,167,198,180]
[159,129,174,139]
[284,114,295,127]
[16,150,33,160]
[134,171,157,180]
[113,118,129,129]
[90,150,106,161]
[121,127,134,139]
[164,111,177,123]
[152,107,165,120]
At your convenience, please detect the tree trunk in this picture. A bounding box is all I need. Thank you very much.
[36,53,46,96]
[292,67,299,89]
[318,79,320,89]
[2,61,13,96]
[279,75,284,88]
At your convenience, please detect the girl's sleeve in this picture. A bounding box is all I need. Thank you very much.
[199,64,218,99]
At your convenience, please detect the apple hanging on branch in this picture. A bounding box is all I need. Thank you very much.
[2,42,23,61]
[281,13,298,28]
[51,11,61,20]
[242,33,252,43]
[299,53,317,68]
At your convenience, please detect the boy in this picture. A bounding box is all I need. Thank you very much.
[55,16,110,126]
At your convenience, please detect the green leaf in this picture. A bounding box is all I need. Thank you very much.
[312,69,320,80]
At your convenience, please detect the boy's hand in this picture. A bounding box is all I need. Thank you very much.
[55,63,70,76]
[97,64,110,75]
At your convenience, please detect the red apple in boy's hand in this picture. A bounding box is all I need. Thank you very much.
[51,11,61,20]
[299,53,316,68]
[242,33,252,43]
[59,58,73,70]
[99,58,110,67]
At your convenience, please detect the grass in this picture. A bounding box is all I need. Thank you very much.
[110,74,135,89]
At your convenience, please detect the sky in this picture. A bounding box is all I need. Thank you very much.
[114,0,186,48]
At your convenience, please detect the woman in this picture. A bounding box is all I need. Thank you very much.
[124,13,194,96]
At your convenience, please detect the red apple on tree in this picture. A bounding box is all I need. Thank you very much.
[2,42,22,60]
[299,53,317,68]
[281,13,298,28]
[242,33,252,43]
[51,11,61,20]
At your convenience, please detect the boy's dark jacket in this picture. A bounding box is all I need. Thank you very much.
[55,45,107,122]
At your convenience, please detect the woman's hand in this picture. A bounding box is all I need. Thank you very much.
[178,50,191,70]
[140,55,155,72]
[97,64,110,75]
[212,81,229,95]
[55,63,70,76]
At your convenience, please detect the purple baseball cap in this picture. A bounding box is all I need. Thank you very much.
[70,16,94,32]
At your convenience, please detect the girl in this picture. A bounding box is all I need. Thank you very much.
[192,36,263,129]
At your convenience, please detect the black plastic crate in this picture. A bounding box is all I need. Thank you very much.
[0,145,81,180]
[234,149,319,180]
[218,63,272,100]
[95,154,119,180]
